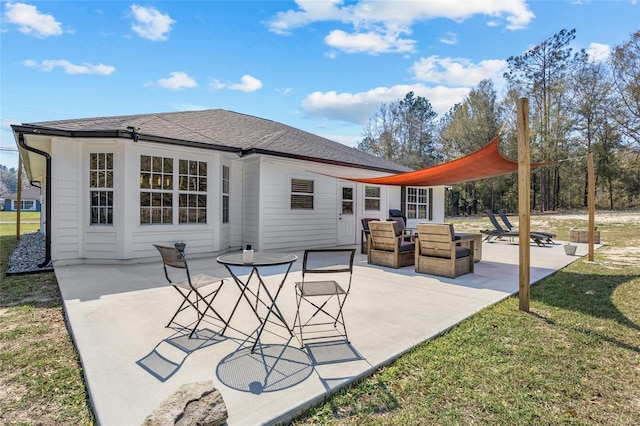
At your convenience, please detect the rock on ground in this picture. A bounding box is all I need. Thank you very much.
[142,380,227,426]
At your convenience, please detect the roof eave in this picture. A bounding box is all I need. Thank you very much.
[242,147,409,175]
[11,124,242,154]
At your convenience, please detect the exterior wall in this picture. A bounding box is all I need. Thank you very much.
[51,136,83,262]
[241,157,261,250]
[431,186,446,222]
[45,136,445,263]
[126,140,222,260]
[252,156,401,251]
[49,137,230,263]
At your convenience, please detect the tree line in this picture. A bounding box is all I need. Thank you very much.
[0,164,24,197]
[357,29,640,215]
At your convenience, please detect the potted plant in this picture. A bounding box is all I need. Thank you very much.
[563,242,576,255]
[174,241,186,252]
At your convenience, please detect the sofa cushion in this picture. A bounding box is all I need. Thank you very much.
[399,241,415,252]
[455,246,471,258]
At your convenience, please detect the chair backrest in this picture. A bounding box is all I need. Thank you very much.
[497,210,514,230]
[416,223,455,258]
[301,249,356,276]
[486,210,507,233]
[155,244,195,287]
[389,209,407,225]
[368,221,400,251]
[154,244,187,269]
[389,217,407,236]
[361,218,379,232]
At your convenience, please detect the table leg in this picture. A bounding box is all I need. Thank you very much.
[250,263,295,352]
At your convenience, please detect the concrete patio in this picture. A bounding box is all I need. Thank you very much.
[54,239,592,425]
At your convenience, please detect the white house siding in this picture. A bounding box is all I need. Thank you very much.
[259,158,336,251]
[51,137,82,262]
[431,186,446,223]
[250,156,401,252]
[241,157,261,250]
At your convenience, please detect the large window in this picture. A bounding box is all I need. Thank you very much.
[140,155,173,224]
[407,187,433,220]
[90,153,114,225]
[178,159,207,223]
[291,178,314,209]
[364,186,380,211]
[222,165,230,223]
[140,155,209,225]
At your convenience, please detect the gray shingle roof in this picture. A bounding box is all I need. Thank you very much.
[27,109,411,173]
[5,186,41,200]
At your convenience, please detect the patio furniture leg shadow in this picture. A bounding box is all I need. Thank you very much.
[137,328,228,382]
[304,340,371,392]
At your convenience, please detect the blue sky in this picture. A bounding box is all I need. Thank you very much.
[1,1,638,169]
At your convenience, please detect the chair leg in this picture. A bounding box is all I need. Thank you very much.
[188,282,226,338]
[296,294,349,348]
[167,288,193,328]
[168,281,226,338]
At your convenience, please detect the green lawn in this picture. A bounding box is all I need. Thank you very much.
[1,212,638,425]
[0,222,95,425]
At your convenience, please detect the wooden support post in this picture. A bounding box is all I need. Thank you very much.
[587,152,595,261]
[517,98,530,312]
[16,155,23,240]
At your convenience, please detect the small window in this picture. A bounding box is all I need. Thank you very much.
[222,165,230,223]
[342,187,353,215]
[364,186,380,211]
[90,153,114,225]
[21,200,35,210]
[291,178,314,209]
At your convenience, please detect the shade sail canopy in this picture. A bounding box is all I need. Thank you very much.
[343,136,547,186]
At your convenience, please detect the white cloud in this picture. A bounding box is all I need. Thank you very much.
[130,4,175,41]
[302,84,470,124]
[438,31,457,45]
[23,59,115,75]
[210,75,263,92]
[267,0,534,54]
[157,72,197,89]
[325,29,415,54]
[266,0,348,35]
[586,42,610,62]
[4,2,63,37]
[410,56,507,86]
[276,87,292,95]
[229,75,263,92]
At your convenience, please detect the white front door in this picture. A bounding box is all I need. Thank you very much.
[337,181,356,246]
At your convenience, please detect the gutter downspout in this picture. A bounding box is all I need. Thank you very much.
[17,133,51,268]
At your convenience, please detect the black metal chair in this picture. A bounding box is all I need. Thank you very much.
[154,244,226,338]
[294,249,356,348]
[497,209,556,243]
[481,210,547,246]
